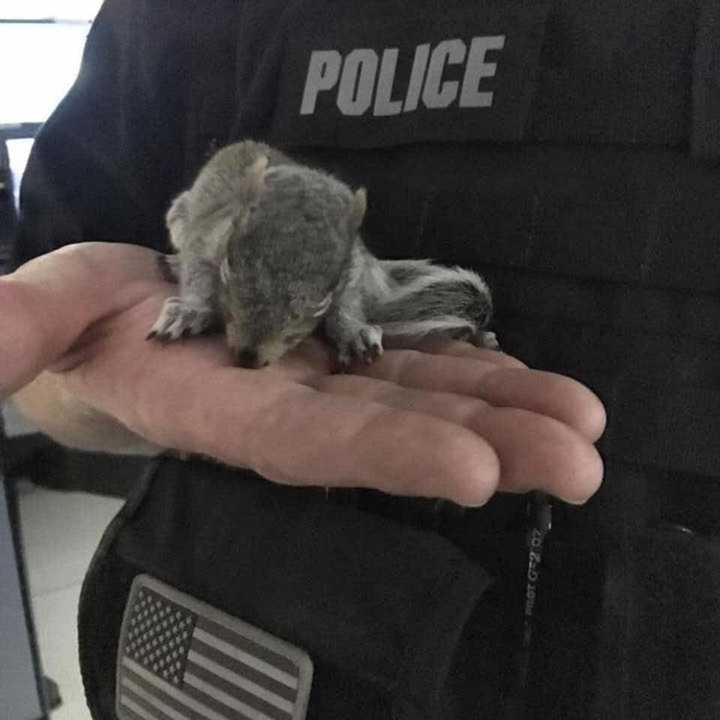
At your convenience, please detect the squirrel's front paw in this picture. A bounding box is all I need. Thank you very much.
[334,325,384,370]
[146,297,216,341]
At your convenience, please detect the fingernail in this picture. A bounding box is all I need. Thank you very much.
[558,495,589,506]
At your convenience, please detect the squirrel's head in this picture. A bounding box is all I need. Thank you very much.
[215,158,366,368]
[218,278,334,368]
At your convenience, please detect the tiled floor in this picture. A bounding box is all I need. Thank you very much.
[18,482,124,720]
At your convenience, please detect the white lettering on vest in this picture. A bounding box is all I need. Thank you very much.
[422,39,466,109]
[374,48,403,116]
[403,43,430,112]
[337,49,378,116]
[300,50,342,114]
[460,35,506,108]
[300,36,506,117]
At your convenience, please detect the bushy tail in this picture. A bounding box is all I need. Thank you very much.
[367,259,495,345]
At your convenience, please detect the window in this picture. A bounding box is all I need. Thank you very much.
[0,1,103,199]
[0,1,103,126]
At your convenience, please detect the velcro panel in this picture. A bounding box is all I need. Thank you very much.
[236,0,550,148]
[234,0,711,154]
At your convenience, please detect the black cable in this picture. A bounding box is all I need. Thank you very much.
[503,491,553,719]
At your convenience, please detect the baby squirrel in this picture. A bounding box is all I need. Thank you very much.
[148,140,498,368]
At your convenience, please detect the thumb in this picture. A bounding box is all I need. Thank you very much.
[0,242,161,398]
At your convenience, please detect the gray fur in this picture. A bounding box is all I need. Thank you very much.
[148,139,497,367]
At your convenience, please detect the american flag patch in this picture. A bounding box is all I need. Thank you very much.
[116,575,313,720]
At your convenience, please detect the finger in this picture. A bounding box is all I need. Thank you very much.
[311,374,603,503]
[131,369,502,507]
[353,349,607,442]
[468,407,603,503]
[0,243,161,396]
[382,335,527,368]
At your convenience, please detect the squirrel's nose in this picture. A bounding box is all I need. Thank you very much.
[235,348,268,369]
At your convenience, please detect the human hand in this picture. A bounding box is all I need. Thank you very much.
[1,242,605,506]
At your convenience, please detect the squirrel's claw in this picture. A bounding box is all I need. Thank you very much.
[358,326,383,364]
[332,324,383,372]
[147,296,217,343]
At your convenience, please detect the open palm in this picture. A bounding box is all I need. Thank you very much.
[2,242,605,505]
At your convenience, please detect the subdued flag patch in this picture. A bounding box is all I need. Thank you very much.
[116,574,313,720]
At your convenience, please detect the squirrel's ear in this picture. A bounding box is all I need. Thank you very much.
[227,155,269,246]
[247,155,269,195]
[312,292,334,317]
[349,187,367,233]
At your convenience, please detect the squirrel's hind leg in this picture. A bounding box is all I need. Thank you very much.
[323,243,385,370]
[324,306,384,371]
[323,278,383,370]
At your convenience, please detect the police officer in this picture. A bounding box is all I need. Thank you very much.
[3,1,718,718]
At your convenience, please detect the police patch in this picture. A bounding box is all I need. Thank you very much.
[236,0,551,149]
[116,575,314,720]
